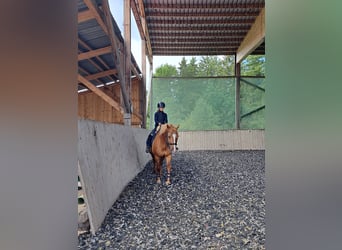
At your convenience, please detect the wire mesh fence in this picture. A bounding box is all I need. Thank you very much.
[150,77,265,130]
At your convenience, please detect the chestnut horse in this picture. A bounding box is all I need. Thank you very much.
[150,124,179,185]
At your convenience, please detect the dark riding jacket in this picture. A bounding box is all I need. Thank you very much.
[154,110,168,128]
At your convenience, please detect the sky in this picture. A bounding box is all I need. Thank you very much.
[108,1,195,91]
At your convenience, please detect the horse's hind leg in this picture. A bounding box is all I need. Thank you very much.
[165,155,172,185]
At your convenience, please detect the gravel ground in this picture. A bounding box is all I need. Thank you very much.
[78,150,265,250]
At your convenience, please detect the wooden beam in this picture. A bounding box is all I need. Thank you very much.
[78,39,116,83]
[78,74,124,114]
[83,0,108,35]
[78,46,115,82]
[85,69,117,81]
[102,0,130,113]
[141,37,146,128]
[124,0,132,112]
[78,39,111,71]
[78,46,112,60]
[78,9,94,23]
[137,0,153,63]
[130,0,145,38]
[236,8,265,63]
[79,67,103,86]
[131,63,141,79]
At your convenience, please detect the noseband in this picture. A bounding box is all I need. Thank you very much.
[165,132,178,149]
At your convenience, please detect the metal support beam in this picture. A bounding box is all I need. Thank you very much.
[240,78,265,92]
[235,59,241,129]
[241,105,265,119]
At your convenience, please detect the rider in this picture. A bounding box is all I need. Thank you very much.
[145,101,168,153]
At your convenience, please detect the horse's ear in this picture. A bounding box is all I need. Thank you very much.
[176,125,180,129]
[167,124,170,128]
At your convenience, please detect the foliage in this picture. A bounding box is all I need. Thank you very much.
[151,55,265,130]
[154,63,178,77]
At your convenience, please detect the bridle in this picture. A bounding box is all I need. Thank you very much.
[165,131,178,152]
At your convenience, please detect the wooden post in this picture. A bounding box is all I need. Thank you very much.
[235,57,241,129]
[124,0,131,125]
[141,39,147,128]
[149,61,153,129]
[102,0,130,114]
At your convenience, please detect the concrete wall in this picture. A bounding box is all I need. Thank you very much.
[178,130,265,151]
[78,119,150,234]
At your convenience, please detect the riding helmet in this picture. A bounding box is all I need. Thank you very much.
[157,102,165,108]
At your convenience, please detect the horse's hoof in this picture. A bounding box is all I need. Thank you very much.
[165,180,171,185]
[156,179,161,184]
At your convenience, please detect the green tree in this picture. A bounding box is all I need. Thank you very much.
[154,63,178,77]
[241,55,265,76]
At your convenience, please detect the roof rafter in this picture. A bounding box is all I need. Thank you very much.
[78,46,112,61]
[78,74,124,114]
[84,69,118,81]
[78,9,93,23]
[78,38,116,81]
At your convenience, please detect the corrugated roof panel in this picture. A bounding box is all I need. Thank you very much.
[143,0,265,56]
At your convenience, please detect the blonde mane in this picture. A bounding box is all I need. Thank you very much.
[158,124,178,134]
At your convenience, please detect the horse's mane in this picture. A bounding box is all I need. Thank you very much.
[158,124,178,135]
[158,124,169,134]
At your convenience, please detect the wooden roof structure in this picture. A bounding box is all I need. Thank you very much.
[77,0,265,127]
[131,0,265,61]
[78,0,144,122]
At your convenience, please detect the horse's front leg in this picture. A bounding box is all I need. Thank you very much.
[165,155,172,185]
[155,156,162,184]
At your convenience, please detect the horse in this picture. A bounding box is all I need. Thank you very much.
[150,124,179,185]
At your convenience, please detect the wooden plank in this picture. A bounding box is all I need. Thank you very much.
[78,46,112,60]
[236,8,265,63]
[85,69,117,81]
[78,9,94,23]
[78,74,124,114]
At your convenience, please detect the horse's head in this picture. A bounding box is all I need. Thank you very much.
[166,124,179,152]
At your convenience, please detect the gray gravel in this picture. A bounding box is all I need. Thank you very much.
[78,150,265,250]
